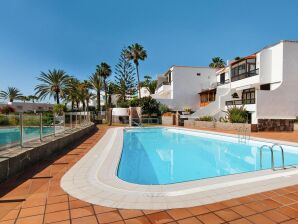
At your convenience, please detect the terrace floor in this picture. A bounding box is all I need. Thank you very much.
[0,125,298,224]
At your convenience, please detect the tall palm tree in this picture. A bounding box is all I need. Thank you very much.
[209,57,226,69]
[125,43,147,98]
[97,63,112,114]
[0,87,23,102]
[64,77,80,110]
[89,73,103,112]
[35,69,70,104]
[28,95,39,103]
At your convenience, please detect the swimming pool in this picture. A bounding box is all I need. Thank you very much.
[118,128,298,185]
[61,127,298,209]
[0,127,54,148]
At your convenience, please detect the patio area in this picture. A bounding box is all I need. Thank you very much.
[0,125,298,224]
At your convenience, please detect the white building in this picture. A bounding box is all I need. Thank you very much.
[140,87,151,98]
[190,40,298,131]
[152,65,217,111]
[0,102,54,112]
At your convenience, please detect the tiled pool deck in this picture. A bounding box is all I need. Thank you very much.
[0,125,298,224]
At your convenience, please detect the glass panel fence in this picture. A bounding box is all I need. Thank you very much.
[0,114,20,149]
[42,112,55,138]
[54,114,65,135]
[22,113,42,143]
[0,112,92,150]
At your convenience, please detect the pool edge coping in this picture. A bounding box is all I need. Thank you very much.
[60,126,298,209]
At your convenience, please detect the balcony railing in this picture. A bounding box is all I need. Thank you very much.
[226,98,255,106]
[157,81,170,90]
[231,69,259,82]
[217,79,230,86]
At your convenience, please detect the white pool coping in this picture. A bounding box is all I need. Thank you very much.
[61,127,298,209]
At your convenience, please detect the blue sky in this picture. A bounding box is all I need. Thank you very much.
[0,0,298,101]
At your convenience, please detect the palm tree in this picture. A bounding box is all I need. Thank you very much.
[35,69,70,104]
[28,95,38,103]
[19,96,30,103]
[209,57,226,69]
[64,77,80,110]
[97,63,112,114]
[89,73,103,112]
[0,87,23,102]
[125,43,147,98]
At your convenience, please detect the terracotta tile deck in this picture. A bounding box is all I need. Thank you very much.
[0,125,298,223]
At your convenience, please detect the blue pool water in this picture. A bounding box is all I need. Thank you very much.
[117,128,298,185]
[0,127,54,148]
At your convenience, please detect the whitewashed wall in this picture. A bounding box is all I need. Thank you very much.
[155,66,217,111]
[256,41,298,119]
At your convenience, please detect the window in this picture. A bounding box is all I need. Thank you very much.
[260,84,270,90]
[199,89,216,107]
[220,73,225,84]
[242,88,255,104]
[231,57,257,82]
[197,73,201,76]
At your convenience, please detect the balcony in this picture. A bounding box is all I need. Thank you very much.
[155,81,171,97]
[217,79,230,86]
[225,98,255,106]
[231,69,259,82]
[157,81,170,89]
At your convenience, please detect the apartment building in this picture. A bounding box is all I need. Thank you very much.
[191,40,298,131]
[152,66,217,111]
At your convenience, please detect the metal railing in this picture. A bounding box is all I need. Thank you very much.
[157,81,171,90]
[217,79,230,86]
[226,98,255,106]
[231,69,259,82]
[259,143,296,170]
[0,112,92,150]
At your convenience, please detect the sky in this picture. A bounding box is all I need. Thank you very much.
[0,0,298,102]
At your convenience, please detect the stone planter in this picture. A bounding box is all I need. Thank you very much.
[184,120,251,131]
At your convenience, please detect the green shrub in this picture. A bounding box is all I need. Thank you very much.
[138,96,160,117]
[226,106,247,123]
[129,97,140,107]
[159,104,170,115]
[295,116,298,123]
[219,116,228,123]
[117,100,130,108]
[0,114,9,125]
[53,104,66,115]
[198,116,213,121]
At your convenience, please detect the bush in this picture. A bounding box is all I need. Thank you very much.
[198,116,213,121]
[53,104,66,115]
[219,116,228,123]
[137,96,160,117]
[0,105,15,114]
[0,114,9,125]
[159,104,170,115]
[129,97,140,107]
[295,116,298,123]
[117,100,130,108]
[226,106,247,123]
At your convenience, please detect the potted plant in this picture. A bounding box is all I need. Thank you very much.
[182,107,191,115]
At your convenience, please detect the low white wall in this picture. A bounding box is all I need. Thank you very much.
[294,123,298,131]
[162,116,174,125]
[112,108,129,116]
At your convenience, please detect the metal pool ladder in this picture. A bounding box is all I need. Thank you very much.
[238,126,250,144]
[259,143,296,170]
